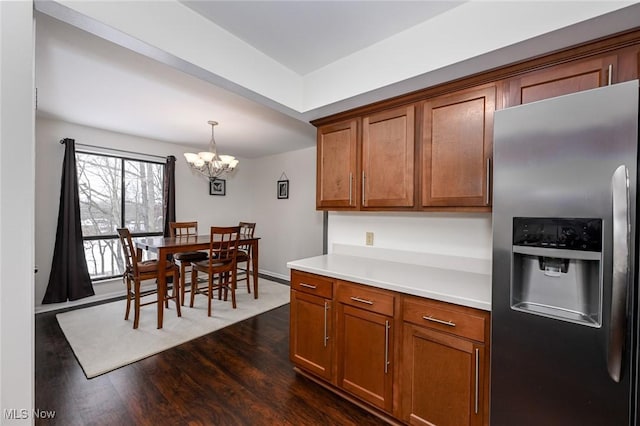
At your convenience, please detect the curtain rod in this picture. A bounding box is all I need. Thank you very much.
[60,140,168,161]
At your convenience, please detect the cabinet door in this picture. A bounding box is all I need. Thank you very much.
[362,105,415,208]
[422,86,494,207]
[337,303,393,412]
[401,324,485,426]
[290,290,333,382]
[317,119,359,209]
[506,54,618,106]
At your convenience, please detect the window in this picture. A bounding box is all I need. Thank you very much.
[76,152,164,280]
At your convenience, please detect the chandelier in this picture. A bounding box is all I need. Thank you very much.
[184,121,239,179]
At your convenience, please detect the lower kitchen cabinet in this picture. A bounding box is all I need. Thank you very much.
[337,303,394,411]
[400,296,490,426]
[401,324,486,426]
[289,269,491,425]
[336,280,395,412]
[290,271,334,382]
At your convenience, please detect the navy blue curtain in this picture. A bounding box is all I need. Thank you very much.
[43,138,94,303]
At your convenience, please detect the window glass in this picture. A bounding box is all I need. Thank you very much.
[76,152,164,280]
[83,238,124,280]
[124,160,164,233]
[77,153,122,237]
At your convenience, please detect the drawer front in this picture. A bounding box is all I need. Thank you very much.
[403,297,486,342]
[291,270,333,299]
[336,281,394,316]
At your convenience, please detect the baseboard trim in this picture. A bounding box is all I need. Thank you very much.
[36,273,290,316]
[258,272,289,286]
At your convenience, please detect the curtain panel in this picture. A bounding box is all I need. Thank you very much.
[43,138,95,303]
[163,155,176,238]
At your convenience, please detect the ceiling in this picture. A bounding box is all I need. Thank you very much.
[34,1,639,158]
[35,11,316,159]
[181,1,464,75]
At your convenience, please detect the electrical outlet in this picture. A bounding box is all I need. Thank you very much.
[365,232,374,246]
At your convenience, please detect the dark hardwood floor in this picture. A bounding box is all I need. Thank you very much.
[35,303,389,425]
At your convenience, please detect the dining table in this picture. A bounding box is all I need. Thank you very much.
[134,233,260,329]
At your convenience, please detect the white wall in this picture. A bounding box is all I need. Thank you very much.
[248,146,324,279]
[328,211,492,261]
[35,118,321,311]
[0,1,35,422]
[48,0,637,115]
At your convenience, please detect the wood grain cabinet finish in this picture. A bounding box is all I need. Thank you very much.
[504,54,618,106]
[313,30,640,212]
[421,86,495,208]
[336,281,395,412]
[316,119,359,209]
[290,271,334,382]
[400,296,490,426]
[362,105,415,208]
[289,270,492,424]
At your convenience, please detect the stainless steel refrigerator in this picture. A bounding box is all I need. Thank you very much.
[491,80,639,425]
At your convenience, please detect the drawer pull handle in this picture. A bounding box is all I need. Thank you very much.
[350,296,374,305]
[423,315,456,327]
[299,283,317,289]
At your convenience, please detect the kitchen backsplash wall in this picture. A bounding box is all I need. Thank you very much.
[327,211,492,261]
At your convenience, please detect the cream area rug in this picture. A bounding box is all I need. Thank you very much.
[56,278,290,379]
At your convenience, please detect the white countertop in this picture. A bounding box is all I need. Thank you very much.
[287,254,491,311]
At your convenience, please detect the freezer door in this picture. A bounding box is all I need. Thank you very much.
[491,80,639,426]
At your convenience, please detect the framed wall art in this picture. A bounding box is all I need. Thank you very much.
[209,178,226,196]
[277,172,289,199]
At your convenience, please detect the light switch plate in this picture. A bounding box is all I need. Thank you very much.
[366,232,374,246]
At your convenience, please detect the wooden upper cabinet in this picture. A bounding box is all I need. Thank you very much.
[362,105,415,208]
[313,34,640,213]
[505,54,618,106]
[317,119,359,209]
[421,86,495,208]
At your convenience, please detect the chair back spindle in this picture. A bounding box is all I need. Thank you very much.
[170,221,198,238]
[116,227,181,328]
[237,222,256,295]
[210,226,240,266]
[189,226,241,316]
[169,221,208,306]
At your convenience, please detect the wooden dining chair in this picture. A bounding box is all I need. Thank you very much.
[190,226,240,316]
[117,228,181,329]
[169,221,208,305]
[237,221,256,295]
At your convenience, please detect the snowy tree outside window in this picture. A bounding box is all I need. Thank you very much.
[76,152,164,280]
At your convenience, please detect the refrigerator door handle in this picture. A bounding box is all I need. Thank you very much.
[609,164,630,382]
